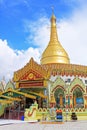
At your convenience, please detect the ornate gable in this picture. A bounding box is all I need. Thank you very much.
[5,81,15,91]
[70,76,86,93]
[51,76,66,92]
[13,58,48,81]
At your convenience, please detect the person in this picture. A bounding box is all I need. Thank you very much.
[71,112,77,121]
[56,109,63,122]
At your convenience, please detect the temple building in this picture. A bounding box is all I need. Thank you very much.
[13,12,87,109]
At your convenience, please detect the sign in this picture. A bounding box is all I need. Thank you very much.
[19,81,44,88]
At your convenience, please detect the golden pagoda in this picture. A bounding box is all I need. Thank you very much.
[1,11,87,121]
[11,12,87,110]
[40,13,70,64]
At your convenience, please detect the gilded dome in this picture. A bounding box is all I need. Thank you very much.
[40,13,70,65]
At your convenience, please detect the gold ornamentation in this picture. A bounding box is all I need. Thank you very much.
[40,13,70,64]
[13,58,48,82]
[28,73,34,79]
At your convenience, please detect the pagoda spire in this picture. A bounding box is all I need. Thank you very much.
[40,11,70,65]
[50,10,59,43]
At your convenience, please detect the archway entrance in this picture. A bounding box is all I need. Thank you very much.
[54,88,65,108]
[73,87,84,108]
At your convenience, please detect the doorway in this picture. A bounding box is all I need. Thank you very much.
[54,88,65,108]
[73,87,84,108]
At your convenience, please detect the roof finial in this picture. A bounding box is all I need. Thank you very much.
[51,6,54,15]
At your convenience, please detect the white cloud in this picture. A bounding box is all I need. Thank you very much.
[0,39,40,82]
[58,6,87,65]
[24,17,50,52]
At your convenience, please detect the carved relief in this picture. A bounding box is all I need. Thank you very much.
[13,58,48,81]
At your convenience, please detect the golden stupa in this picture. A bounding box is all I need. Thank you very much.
[40,13,70,64]
[4,11,87,113]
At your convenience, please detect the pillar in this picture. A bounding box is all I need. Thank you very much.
[69,95,73,108]
[73,95,76,108]
[38,97,42,108]
[65,95,68,108]
[60,95,63,107]
[49,94,56,108]
[84,95,87,108]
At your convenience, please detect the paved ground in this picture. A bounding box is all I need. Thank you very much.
[0,120,87,130]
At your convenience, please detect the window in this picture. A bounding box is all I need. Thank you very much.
[65,78,71,83]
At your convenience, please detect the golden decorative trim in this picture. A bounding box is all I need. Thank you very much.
[40,13,70,64]
[42,63,87,77]
[13,58,48,81]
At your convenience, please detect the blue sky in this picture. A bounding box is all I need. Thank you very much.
[0,0,84,50]
[0,0,87,82]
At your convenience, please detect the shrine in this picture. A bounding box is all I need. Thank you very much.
[13,12,87,109]
[0,12,87,121]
